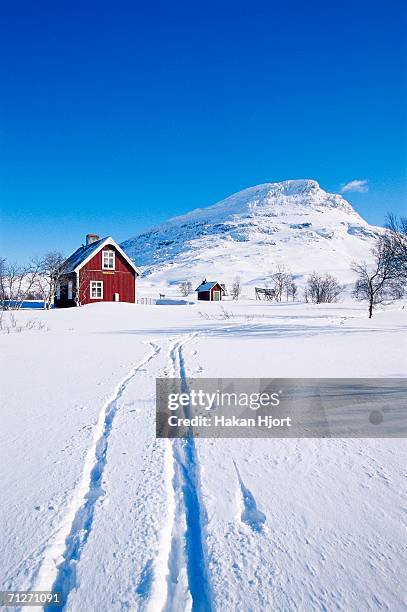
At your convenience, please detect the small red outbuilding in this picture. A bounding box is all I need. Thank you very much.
[195,280,223,301]
[55,234,140,307]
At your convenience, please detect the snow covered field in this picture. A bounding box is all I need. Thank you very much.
[1,300,406,611]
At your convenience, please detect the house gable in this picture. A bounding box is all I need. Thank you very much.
[68,237,140,275]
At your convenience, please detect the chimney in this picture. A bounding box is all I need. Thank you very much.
[86,233,100,246]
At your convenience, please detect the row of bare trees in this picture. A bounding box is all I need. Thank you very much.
[179,269,342,305]
[0,252,66,310]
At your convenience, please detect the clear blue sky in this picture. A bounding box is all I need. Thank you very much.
[1,0,406,262]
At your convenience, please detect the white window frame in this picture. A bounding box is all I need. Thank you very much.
[68,280,73,300]
[102,250,115,270]
[90,280,103,300]
[56,283,61,300]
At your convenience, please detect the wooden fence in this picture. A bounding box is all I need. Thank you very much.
[137,297,156,305]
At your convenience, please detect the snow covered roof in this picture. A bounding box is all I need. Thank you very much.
[195,281,220,292]
[63,237,141,275]
[64,238,106,273]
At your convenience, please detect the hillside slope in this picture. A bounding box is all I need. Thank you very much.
[121,180,381,293]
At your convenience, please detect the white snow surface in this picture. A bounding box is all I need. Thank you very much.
[121,180,382,296]
[0,300,406,611]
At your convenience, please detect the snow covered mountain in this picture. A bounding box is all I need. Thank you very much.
[121,179,381,292]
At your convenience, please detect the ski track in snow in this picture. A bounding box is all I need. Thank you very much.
[31,332,213,612]
[148,333,213,612]
[32,341,162,611]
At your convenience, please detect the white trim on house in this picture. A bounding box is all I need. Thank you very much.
[73,237,141,276]
[75,270,80,306]
[90,280,103,299]
[102,250,115,270]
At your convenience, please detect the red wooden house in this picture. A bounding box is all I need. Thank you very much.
[195,279,223,301]
[55,234,140,307]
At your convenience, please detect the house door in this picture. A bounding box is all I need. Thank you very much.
[213,291,220,301]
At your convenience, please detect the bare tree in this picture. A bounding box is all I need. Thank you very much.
[35,252,66,309]
[383,213,407,279]
[306,272,342,304]
[269,264,288,302]
[0,259,41,310]
[286,279,298,301]
[283,271,297,301]
[231,276,242,300]
[352,234,406,318]
[179,281,193,297]
[74,269,92,306]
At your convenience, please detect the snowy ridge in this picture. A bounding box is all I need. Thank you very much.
[121,179,381,293]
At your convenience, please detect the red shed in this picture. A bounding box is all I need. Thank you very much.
[195,280,223,301]
[55,234,140,307]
